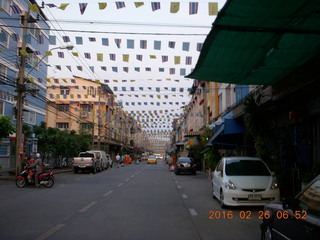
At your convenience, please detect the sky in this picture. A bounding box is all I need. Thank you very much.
[35,0,227,137]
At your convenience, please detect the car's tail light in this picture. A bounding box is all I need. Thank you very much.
[91,158,94,163]
[72,158,74,164]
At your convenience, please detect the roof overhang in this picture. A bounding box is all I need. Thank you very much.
[187,0,320,85]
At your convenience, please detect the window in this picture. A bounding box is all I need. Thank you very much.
[80,104,93,112]
[80,123,93,130]
[0,101,4,115]
[87,87,96,96]
[0,28,9,48]
[28,22,40,39]
[57,104,69,112]
[60,87,70,95]
[1,0,11,14]
[218,93,222,114]
[23,111,36,125]
[57,122,69,129]
[27,52,39,68]
[0,64,6,83]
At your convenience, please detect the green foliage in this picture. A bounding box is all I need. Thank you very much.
[34,122,91,167]
[243,92,273,162]
[203,147,221,169]
[0,115,15,139]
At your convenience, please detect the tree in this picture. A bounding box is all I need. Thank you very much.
[0,116,15,139]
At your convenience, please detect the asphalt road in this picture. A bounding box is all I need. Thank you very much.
[0,161,262,240]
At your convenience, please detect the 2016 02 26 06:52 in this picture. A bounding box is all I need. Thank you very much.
[208,210,307,220]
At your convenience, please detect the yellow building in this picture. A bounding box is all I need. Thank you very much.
[46,76,135,155]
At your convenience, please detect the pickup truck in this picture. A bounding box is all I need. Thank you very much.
[72,152,101,174]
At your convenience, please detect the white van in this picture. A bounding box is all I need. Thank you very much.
[89,150,111,171]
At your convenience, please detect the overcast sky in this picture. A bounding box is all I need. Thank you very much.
[35,0,227,135]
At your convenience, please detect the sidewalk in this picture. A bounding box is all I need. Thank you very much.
[0,168,73,181]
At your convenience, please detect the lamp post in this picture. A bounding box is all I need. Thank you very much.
[15,44,73,176]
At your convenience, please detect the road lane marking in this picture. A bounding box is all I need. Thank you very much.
[125,178,130,182]
[117,183,123,187]
[177,185,182,189]
[79,201,97,213]
[130,175,135,178]
[182,194,188,199]
[189,208,198,216]
[103,190,113,197]
[35,224,65,240]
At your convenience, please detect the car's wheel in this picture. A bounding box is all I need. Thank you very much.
[16,178,26,188]
[261,225,273,240]
[211,183,216,199]
[92,166,97,174]
[73,167,78,174]
[220,190,226,208]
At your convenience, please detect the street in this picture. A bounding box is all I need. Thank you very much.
[0,160,261,240]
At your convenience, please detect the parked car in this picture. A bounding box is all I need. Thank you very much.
[212,156,280,208]
[89,150,110,170]
[72,152,101,174]
[147,155,157,164]
[175,157,196,175]
[260,175,320,240]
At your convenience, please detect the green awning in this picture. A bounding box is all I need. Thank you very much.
[186,0,320,85]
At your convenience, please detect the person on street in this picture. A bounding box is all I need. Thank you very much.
[26,155,35,182]
[29,153,44,188]
[116,154,121,168]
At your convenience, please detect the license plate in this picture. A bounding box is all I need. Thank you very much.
[248,194,262,201]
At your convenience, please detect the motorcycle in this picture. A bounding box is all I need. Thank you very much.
[16,166,55,188]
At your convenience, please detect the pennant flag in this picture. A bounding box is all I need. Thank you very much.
[45,51,52,56]
[58,4,69,10]
[127,39,134,49]
[168,41,175,49]
[33,50,41,55]
[101,66,107,71]
[62,36,70,42]
[197,43,203,51]
[123,54,129,62]
[170,2,180,13]
[140,40,147,49]
[110,54,116,61]
[102,38,109,46]
[115,2,126,9]
[98,3,107,10]
[154,40,161,50]
[182,42,190,51]
[159,68,164,72]
[46,4,57,8]
[29,4,40,13]
[134,67,140,72]
[75,36,83,45]
[123,67,129,72]
[89,37,96,42]
[84,53,91,59]
[79,3,88,14]
[11,4,22,14]
[11,33,19,41]
[57,52,64,58]
[112,67,118,72]
[72,52,79,57]
[209,2,218,16]
[186,56,192,65]
[189,2,199,15]
[77,66,83,71]
[174,56,180,65]
[56,65,61,70]
[66,66,72,72]
[170,68,175,74]
[136,55,143,61]
[150,55,156,59]
[180,68,186,76]
[162,56,168,62]
[134,2,144,8]
[115,39,121,48]
[151,2,161,11]
[90,66,94,72]
[49,35,56,45]
[145,67,151,71]
[97,53,103,61]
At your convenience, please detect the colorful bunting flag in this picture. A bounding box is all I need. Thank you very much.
[11,3,22,14]
[134,2,144,8]
[98,3,107,10]
[140,40,147,49]
[58,4,69,10]
[79,3,88,14]
[62,36,70,42]
[29,4,40,13]
[151,2,161,11]
[170,2,180,13]
[189,2,199,15]
[209,2,218,16]
[97,53,103,61]
[115,2,126,9]
[102,38,109,46]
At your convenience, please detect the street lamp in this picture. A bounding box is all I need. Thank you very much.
[15,44,73,175]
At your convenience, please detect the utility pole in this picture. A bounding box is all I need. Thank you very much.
[15,10,29,176]
[97,89,101,149]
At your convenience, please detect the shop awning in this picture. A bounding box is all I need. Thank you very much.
[187,0,320,85]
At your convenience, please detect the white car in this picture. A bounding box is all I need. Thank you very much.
[212,156,280,208]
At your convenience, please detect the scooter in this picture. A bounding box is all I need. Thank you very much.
[16,166,55,188]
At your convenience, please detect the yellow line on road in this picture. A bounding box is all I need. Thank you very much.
[35,224,65,240]
[103,190,113,197]
[117,183,123,187]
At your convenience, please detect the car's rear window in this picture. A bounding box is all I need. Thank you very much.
[79,153,95,158]
[225,159,270,176]
[178,158,192,163]
[149,156,156,159]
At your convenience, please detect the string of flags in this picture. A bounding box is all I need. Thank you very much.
[40,2,219,16]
